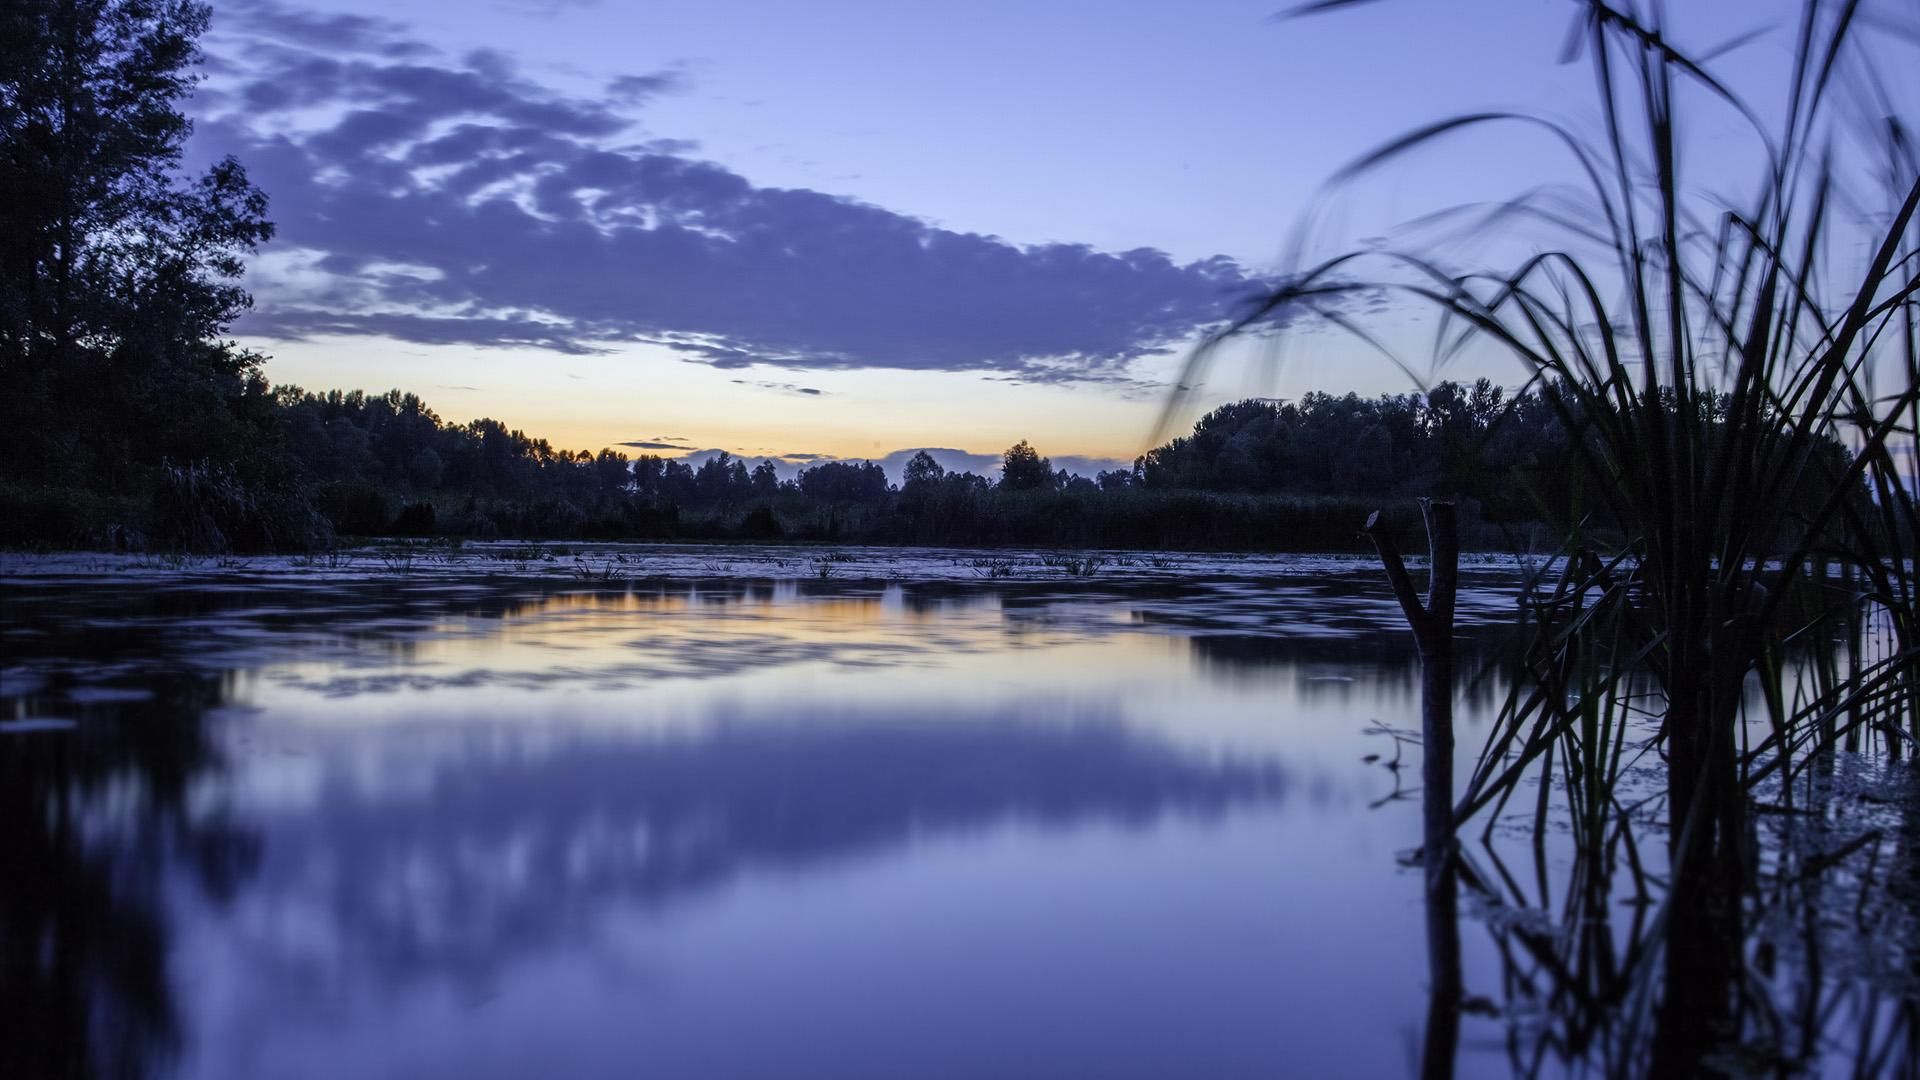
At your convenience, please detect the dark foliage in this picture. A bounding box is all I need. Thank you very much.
[998,439,1054,491]
[240,379,1788,552]
[1,0,289,549]
[1138,379,1557,518]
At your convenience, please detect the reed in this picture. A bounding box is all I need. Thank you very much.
[1193,2,1917,1069]
[1203,0,1917,855]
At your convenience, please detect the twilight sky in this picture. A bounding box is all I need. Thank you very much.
[186,0,1902,475]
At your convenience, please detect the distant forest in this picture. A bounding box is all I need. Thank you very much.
[258,377,1582,552]
[0,1,1844,556]
[2,364,1604,552]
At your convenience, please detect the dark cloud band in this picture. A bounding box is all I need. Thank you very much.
[200,0,1276,382]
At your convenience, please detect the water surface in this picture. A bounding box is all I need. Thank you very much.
[3,546,1909,1077]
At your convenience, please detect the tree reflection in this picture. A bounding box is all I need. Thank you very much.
[1,673,256,1080]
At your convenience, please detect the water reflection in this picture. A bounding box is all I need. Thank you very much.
[3,558,1914,1077]
[1430,767,1920,1077]
[237,711,1287,989]
[1,671,254,1080]
[3,573,1493,712]
[6,570,1349,1079]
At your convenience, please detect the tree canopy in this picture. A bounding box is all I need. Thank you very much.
[999,440,1053,491]
[1,0,273,491]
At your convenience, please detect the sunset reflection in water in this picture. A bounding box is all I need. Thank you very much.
[4,561,1517,1080]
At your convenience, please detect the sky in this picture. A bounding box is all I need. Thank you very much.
[185,0,1912,478]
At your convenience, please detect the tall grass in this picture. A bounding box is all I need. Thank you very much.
[1193,0,1917,1068]
[1204,0,1917,844]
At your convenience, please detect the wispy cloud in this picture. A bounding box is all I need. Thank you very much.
[730,379,826,396]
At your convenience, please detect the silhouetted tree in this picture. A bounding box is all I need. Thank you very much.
[750,460,778,498]
[0,0,274,493]
[660,459,697,503]
[798,460,889,503]
[695,451,750,508]
[593,450,631,495]
[998,440,1054,491]
[902,450,945,490]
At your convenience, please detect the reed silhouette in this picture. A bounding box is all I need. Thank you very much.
[1189,0,1918,1072]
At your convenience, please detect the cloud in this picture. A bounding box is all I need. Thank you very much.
[1051,454,1135,477]
[876,447,1129,481]
[196,3,1283,384]
[636,444,1127,483]
[244,310,603,354]
[877,447,999,478]
[213,0,421,56]
[608,72,684,104]
[730,379,826,396]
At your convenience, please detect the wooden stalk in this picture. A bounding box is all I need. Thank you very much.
[1365,500,1461,1079]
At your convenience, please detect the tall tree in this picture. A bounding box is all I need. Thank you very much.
[998,440,1053,491]
[1,0,273,487]
[901,450,945,490]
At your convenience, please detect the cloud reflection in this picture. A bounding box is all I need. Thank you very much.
[233,711,1286,988]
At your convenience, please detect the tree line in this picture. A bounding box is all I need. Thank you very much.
[0,0,1858,556]
[5,368,1603,551]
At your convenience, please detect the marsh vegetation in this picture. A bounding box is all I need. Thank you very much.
[1185,0,1920,1071]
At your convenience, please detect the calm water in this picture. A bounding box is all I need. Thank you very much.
[3,546,1911,1078]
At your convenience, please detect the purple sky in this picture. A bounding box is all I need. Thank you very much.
[187,0,1909,476]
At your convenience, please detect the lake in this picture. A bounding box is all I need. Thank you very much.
[3,545,1912,1078]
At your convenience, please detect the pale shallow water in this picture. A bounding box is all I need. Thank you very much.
[2,545,1912,1078]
